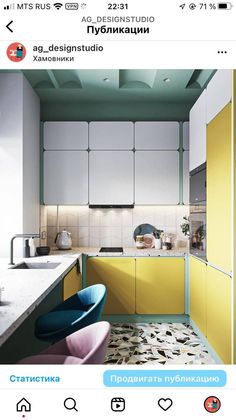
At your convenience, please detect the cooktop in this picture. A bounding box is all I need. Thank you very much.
[99,247,123,252]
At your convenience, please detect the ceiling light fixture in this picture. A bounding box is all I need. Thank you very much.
[103,78,110,83]
[163,78,171,83]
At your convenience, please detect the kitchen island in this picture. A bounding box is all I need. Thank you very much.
[0,253,81,363]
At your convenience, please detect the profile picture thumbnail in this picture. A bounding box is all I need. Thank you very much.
[7,42,26,62]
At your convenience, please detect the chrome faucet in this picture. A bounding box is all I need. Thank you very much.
[10,234,41,265]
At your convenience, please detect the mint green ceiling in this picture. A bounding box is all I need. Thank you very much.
[22,69,216,121]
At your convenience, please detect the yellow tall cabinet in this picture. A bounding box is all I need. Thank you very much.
[190,258,232,363]
[190,257,207,336]
[206,100,233,363]
[63,264,82,300]
[136,258,185,314]
[207,103,232,273]
[86,257,135,314]
[234,70,236,365]
[206,266,232,364]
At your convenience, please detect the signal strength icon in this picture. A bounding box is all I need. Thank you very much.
[53,2,63,9]
[4,3,15,10]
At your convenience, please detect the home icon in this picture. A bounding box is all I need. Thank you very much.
[16,398,31,412]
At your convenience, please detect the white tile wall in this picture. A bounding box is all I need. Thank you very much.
[44,205,189,248]
[39,205,47,246]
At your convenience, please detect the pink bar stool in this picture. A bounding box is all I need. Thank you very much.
[18,321,111,364]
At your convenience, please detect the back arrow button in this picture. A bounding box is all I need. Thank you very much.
[6,20,13,33]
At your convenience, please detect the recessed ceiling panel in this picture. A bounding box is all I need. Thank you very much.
[52,70,82,89]
[119,69,157,89]
[23,70,55,89]
[186,69,216,89]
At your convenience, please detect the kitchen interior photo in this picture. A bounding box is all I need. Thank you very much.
[0,69,235,365]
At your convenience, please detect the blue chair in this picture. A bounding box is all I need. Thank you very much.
[35,284,106,343]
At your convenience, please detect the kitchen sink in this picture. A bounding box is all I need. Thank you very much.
[11,262,61,270]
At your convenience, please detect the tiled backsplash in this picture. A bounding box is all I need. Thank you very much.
[39,205,48,246]
[43,206,189,249]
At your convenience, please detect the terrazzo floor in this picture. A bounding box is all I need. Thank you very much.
[104,323,216,365]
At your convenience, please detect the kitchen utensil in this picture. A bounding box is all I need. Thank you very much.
[36,246,51,256]
[55,230,72,250]
[154,238,162,249]
[133,223,157,240]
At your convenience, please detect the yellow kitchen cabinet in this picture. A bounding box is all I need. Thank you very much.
[86,257,135,314]
[207,103,232,272]
[190,256,207,336]
[136,258,185,314]
[63,264,82,301]
[206,265,232,363]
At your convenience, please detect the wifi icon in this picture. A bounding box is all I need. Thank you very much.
[54,2,63,9]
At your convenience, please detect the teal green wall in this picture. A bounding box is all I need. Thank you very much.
[41,102,191,122]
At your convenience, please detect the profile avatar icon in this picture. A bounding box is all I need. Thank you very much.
[7,42,26,62]
[204,396,221,413]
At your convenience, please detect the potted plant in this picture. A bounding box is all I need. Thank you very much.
[196,224,206,250]
[180,216,190,237]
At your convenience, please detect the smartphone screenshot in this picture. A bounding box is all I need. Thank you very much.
[0,1,236,418]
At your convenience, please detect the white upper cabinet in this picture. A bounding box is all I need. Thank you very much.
[183,151,189,204]
[89,151,134,204]
[189,90,207,171]
[135,122,179,150]
[44,122,88,150]
[183,122,189,150]
[206,70,232,124]
[44,151,88,205]
[89,122,133,150]
[135,151,179,205]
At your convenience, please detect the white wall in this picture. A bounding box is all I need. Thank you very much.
[0,73,40,258]
[23,76,40,247]
[0,73,23,257]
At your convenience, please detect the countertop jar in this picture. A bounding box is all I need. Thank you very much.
[135,235,144,249]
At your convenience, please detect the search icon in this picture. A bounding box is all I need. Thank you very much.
[64,397,78,412]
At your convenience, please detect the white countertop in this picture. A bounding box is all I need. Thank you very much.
[0,254,80,346]
[51,246,188,257]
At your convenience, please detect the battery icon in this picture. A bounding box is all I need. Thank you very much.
[218,2,233,9]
